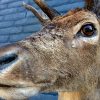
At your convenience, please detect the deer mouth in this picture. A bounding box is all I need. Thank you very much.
[0,82,24,88]
[0,84,14,88]
[0,83,32,89]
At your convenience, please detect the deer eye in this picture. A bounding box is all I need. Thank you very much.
[80,23,96,37]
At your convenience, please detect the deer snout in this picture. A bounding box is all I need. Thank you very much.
[0,44,41,100]
[0,44,21,73]
[0,44,34,86]
[0,53,18,70]
[0,44,33,81]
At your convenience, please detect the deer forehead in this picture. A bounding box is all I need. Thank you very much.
[55,10,98,30]
[53,10,100,48]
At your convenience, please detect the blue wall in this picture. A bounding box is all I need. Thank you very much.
[0,0,85,46]
[0,0,85,100]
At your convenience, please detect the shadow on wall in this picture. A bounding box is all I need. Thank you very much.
[29,93,58,100]
[0,93,58,100]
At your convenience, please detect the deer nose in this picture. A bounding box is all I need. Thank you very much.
[0,53,18,70]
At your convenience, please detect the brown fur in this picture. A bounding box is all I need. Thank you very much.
[0,0,99,100]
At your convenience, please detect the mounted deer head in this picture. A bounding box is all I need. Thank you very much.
[0,0,99,100]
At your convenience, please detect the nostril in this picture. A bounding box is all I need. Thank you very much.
[0,53,18,66]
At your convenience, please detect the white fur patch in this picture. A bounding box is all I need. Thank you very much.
[80,35,99,44]
[15,87,40,98]
[71,35,99,48]
[0,87,40,100]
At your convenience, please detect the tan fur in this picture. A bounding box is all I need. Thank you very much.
[0,0,99,100]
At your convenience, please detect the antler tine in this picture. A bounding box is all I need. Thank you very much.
[34,0,60,20]
[85,0,100,17]
[93,0,100,18]
[22,2,46,25]
[85,0,94,10]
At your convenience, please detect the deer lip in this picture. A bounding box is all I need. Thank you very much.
[0,84,13,88]
[0,83,34,89]
[0,83,28,88]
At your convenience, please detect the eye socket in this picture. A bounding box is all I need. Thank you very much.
[80,23,96,37]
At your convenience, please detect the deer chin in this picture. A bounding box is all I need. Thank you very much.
[0,75,41,99]
[0,85,40,100]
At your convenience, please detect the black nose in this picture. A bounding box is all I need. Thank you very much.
[0,53,18,70]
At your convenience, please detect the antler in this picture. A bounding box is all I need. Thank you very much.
[85,0,100,17]
[34,0,60,20]
[22,2,46,25]
[93,0,100,18]
[85,0,94,10]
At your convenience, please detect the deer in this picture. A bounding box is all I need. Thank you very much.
[0,0,99,100]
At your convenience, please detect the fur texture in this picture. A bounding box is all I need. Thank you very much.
[0,0,99,100]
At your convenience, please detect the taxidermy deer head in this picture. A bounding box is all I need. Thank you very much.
[0,0,99,100]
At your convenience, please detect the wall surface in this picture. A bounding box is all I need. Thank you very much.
[0,0,85,100]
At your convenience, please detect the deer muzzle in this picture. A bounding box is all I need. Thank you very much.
[0,44,34,86]
[0,44,41,99]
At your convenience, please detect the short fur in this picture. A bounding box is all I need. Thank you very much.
[0,0,99,100]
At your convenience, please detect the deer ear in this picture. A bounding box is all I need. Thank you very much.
[85,0,100,18]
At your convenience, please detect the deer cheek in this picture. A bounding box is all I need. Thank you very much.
[71,39,84,48]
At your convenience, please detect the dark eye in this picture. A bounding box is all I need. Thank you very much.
[80,23,96,37]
